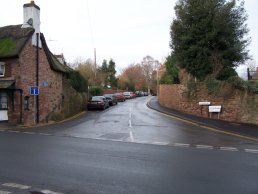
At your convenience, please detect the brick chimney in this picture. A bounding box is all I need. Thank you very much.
[21,1,41,47]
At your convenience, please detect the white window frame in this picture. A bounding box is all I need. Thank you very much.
[0,62,5,77]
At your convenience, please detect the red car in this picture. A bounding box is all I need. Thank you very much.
[113,93,126,102]
[87,96,109,110]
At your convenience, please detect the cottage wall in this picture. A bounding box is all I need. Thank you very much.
[6,38,65,125]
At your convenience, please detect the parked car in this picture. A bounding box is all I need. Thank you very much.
[123,92,132,99]
[144,92,148,96]
[104,94,118,106]
[113,93,126,102]
[135,91,145,97]
[131,92,137,98]
[87,96,109,110]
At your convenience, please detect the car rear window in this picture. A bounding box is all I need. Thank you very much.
[92,96,103,101]
[104,94,113,97]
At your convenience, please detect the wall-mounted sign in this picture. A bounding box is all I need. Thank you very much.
[30,86,39,95]
[199,102,211,106]
[43,80,47,87]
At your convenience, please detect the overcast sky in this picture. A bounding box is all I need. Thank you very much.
[1,0,257,72]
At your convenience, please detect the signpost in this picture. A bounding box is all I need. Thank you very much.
[30,86,39,124]
[209,105,222,119]
[198,101,211,116]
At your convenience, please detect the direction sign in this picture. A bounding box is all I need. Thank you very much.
[30,86,39,95]
[199,101,211,106]
[209,105,221,113]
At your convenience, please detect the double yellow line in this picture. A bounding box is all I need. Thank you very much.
[147,101,258,142]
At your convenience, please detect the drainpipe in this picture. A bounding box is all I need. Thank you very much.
[19,89,23,124]
[36,33,39,123]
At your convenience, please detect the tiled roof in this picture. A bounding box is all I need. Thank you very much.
[0,25,34,59]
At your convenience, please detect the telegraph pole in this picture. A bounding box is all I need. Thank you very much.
[94,48,97,78]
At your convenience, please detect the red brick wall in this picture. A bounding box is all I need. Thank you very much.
[159,84,258,125]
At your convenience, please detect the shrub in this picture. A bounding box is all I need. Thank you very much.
[227,76,248,90]
[69,71,88,92]
[205,77,221,95]
[187,80,197,93]
[159,73,174,84]
[89,86,103,96]
[227,76,258,93]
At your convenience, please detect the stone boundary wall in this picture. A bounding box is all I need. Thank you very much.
[159,84,258,125]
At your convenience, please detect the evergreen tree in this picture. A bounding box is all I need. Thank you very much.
[98,59,118,88]
[170,0,249,80]
[108,59,118,88]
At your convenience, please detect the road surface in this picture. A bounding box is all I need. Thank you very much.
[0,96,258,194]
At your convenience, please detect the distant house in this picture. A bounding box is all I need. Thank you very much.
[252,68,258,80]
[55,53,66,65]
[248,67,258,80]
[0,1,83,125]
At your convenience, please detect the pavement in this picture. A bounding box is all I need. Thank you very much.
[147,96,258,141]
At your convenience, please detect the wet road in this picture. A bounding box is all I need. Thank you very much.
[0,131,258,194]
[29,96,258,150]
[0,96,258,193]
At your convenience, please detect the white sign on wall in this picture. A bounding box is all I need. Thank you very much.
[199,101,211,106]
[209,105,222,113]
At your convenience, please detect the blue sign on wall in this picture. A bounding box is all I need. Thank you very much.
[30,86,39,95]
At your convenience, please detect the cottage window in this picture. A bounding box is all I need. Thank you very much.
[0,92,8,110]
[24,96,30,110]
[0,62,5,77]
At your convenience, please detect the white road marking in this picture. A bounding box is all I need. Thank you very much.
[196,145,214,149]
[128,106,134,142]
[153,142,169,146]
[23,132,35,135]
[9,131,19,133]
[135,140,149,144]
[73,135,82,138]
[129,131,134,142]
[2,183,31,190]
[244,149,258,154]
[39,133,51,136]
[0,190,11,194]
[41,189,64,194]
[129,119,132,128]
[220,147,238,152]
[173,143,190,148]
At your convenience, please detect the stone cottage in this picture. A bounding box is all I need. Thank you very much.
[0,1,82,125]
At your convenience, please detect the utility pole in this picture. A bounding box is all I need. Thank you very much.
[94,48,97,78]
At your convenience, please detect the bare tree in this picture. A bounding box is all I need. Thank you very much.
[246,59,257,71]
[141,56,159,93]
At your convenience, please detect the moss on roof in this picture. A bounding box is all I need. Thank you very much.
[0,38,16,56]
[0,25,34,59]
[0,25,71,74]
